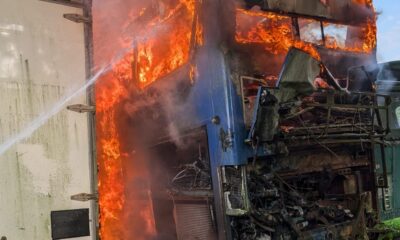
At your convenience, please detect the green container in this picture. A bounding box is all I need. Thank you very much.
[376,61,400,221]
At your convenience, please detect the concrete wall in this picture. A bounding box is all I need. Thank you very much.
[0,0,92,239]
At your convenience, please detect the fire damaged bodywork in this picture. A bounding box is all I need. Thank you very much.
[230,49,390,239]
[93,0,396,239]
[243,0,375,23]
[135,1,384,239]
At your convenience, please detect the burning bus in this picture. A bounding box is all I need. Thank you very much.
[93,0,400,239]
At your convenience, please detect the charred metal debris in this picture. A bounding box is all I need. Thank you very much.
[227,49,390,239]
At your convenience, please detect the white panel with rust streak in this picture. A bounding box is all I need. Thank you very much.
[0,0,92,239]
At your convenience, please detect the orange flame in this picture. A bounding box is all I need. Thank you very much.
[235,9,321,60]
[195,15,204,46]
[132,0,197,89]
[235,6,376,60]
[96,72,126,239]
[352,0,373,8]
[95,0,200,239]
[323,19,376,53]
[189,64,198,84]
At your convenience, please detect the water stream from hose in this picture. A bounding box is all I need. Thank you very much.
[0,62,114,155]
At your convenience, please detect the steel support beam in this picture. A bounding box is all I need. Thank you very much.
[39,0,83,8]
[81,0,99,239]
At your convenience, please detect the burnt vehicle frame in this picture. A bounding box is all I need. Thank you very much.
[121,0,395,239]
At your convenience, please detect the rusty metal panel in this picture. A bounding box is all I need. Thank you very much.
[295,0,330,18]
[267,0,330,18]
[265,0,359,22]
[267,0,296,13]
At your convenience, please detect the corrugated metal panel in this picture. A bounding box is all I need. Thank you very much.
[267,0,330,18]
[174,203,217,240]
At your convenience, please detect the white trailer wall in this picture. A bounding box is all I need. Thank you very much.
[0,0,92,239]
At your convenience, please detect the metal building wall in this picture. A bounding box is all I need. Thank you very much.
[0,0,92,239]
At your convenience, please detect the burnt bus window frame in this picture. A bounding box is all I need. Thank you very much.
[133,2,202,90]
[236,10,370,53]
[292,17,365,51]
[297,18,324,45]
